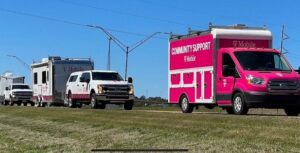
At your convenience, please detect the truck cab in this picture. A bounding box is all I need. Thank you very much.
[168,24,300,115]
[4,83,34,106]
[217,48,300,115]
[65,70,135,110]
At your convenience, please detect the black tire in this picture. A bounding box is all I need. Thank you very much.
[30,102,35,107]
[98,102,106,109]
[9,98,14,106]
[226,107,234,114]
[67,94,76,108]
[90,93,98,109]
[232,93,248,115]
[23,102,28,106]
[77,103,83,108]
[124,101,133,110]
[3,100,9,106]
[284,107,300,116]
[180,95,194,113]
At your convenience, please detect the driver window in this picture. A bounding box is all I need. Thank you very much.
[222,53,236,77]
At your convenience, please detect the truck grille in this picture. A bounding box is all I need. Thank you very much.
[103,85,130,99]
[103,85,130,92]
[268,80,298,92]
[13,92,33,96]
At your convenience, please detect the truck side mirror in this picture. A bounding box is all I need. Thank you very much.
[5,87,9,91]
[128,77,133,83]
[298,67,300,74]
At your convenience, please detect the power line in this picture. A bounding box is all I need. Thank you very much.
[59,0,204,29]
[0,7,168,39]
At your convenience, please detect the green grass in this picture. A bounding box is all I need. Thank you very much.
[0,106,299,153]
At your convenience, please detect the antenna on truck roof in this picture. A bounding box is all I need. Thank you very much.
[209,23,267,30]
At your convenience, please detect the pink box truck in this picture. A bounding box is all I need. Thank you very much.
[168,24,300,115]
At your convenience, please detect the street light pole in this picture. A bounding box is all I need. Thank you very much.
[86,24,164,80]
[125,47,129,79]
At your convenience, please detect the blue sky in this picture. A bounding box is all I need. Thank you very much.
[0,0,300,98]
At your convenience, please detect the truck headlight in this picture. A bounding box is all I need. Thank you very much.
[246,75,265,85]
[129,86,134,95]
[97,85,104,94]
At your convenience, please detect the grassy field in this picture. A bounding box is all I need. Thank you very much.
[0,106,299,153]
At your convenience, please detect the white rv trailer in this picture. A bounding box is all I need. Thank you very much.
[31,56,94,106]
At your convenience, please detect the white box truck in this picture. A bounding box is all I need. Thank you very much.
[0,72,33,106]
[31,56,94,106]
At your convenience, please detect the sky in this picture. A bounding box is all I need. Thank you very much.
[0,0,300,98]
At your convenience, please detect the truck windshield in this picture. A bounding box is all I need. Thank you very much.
[12,85,30,89]
[234,51,291,71]
[92,72,124,81]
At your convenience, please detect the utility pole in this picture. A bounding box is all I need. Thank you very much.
[280,25,289,53]
[87,24,163,80]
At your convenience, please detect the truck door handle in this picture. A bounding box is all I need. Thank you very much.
[204,83,207,88]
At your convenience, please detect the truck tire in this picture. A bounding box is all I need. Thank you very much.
[67,94,76,108]
[124,101,133,110]
[284,107,300,116]
[90,93,98,109]
[30,102,35,107]
[232,93,248,115]
[9,98,14,106]
[98,102,106,109]
[3,100,8,106]
[180,95,194,113]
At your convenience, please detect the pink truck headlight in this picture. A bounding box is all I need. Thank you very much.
[246,75,265,85]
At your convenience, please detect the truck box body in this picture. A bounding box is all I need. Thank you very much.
[169,25,272,105]
[31,56,94,105]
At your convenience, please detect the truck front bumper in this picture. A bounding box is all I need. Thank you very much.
[95,94,135,103]
[11,96,32,102]
[245,92,300,108]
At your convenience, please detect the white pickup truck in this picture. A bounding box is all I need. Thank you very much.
[4,84,34,106]
[65,70,135,110]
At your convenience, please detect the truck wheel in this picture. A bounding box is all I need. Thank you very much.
[180,95,194,113]
[98,102,106,109]
[9,99,14,106]
[30,102,35,107]
[24,102,28,106]
[68,94,76,108]
[3,100,8,106]
[90,93,98,109]
[124,101,133,110]
[232,93,248,115]
[284,107,300,116]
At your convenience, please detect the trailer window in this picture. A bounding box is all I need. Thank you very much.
[34,73,38,84]
[42,71,47,84]
[69,75,78,82]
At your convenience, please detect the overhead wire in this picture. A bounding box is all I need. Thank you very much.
[0,7,168,40]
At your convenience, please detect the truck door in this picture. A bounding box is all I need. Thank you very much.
[79,72,91,96]
[217,53,236,104]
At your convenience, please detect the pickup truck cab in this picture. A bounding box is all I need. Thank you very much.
[65,70,135,110]
[4,84,34,106]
